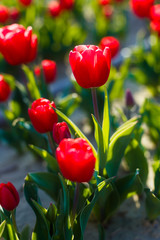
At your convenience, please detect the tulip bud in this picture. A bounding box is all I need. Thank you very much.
[0,5,9,24]
[99,0,111,6]
[48,1,62,17]
[34,66,41,78]
[56,138,96,182]
[0,75,11,102]
[99,36,120,58]
[69,45,111,89]
[0,24,38,65]
[130,0,154,18]
[53,122,71,144]
[19,0,32,7]
[60,0,74,10]
[9,8,20,22]
[28,98,58,133]
[125,89,135,108]
[42,59,57,84]
[103,5,114,19]
[0,182,19,211]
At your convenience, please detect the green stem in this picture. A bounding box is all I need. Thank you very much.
[72,183,80,226]
[91,88,100,124]
[47,132,55,156]
[11,211,18,234]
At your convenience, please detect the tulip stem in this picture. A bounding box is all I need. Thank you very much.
[91,88,100,124]
[11,211,18,234]
[47,132,55,156]
[72,183,80,226]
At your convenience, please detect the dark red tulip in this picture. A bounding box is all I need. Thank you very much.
[60,0,74,10]
[56,138,96,182]
[130,0,154,18]
[10,8,20,22]
[42,59,57,84]
[0,5,9,23]
[48,1,62,17]
[0,24,38,65]
[69,45,111,89]
[0,75,11,102]
[28,98,58,133]
[125,89,135,108]
[99,36,120,58]
[0,182,19,211]
[53,122,71,144]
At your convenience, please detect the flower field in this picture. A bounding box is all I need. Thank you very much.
[1,0,160,239]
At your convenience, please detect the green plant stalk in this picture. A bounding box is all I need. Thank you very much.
[72,183,80,226]
[91,88,100,124]
[47,132,56,156]
[11,211,18,234]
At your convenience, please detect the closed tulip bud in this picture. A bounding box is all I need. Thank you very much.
[99,36,120,58]
[60,0,74,10]
[53,122,71,144]
[48,1,62,17]
[19,0,32,7]
[0,24,38,65]
[42,59,57,84]
[34,66,41,77]
[125,89,135,108]
[28,98,58,133]
[0,5,9,24]
[69,45,111,89]
[130,0,154,18]
[0,75,11,102]
[0,182,19,211]
[10,8,20,22]
[56,138,96,182]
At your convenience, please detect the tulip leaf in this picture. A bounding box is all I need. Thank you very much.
[26,172,61,201]
[0,220,6,238]
[106,116,139,177]
[153,162,160,198]
[145,188,160,221]
[29,145,59,173]
[7,223,19,240]
[53,107,97,163]
[102,89,110,151]
[58,174,69,216]
[20,225,30,240]
[125,139,148,185]
[22,65,41,100]
[92,114,107,173]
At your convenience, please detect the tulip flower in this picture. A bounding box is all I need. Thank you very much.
[0,182,19,211]
[69,45,111,89]
[0,5,9,24]
[56,138,96,182]
[103,5,114,19]
[34,66,41,77]
[53,122,71,144]
[99,36,120,58]
[28,98,58,133]
[150,4,160,21]
[0,75,11,102]
[10,8,20,22]
[99,0,111,6]
[60,0,74,10]
[48,1,62,17]
[42,59,57,84]
[0,24,37,65]
[125,89,135,108]
[150,20,160,35]
[130,0,154,18]
[19,0,32,7]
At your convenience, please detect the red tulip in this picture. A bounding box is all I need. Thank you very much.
[53,122,71,144]
[19,0,32,7]
[0,5,9,24]
[42,59,57,84]
[0,75,11,102]
[48,1,62,17]
[10,8,20,22]
[0,24,38,65]
[0,182,19,211]
[150,20,160,35]
[125,89,135,108]
[60,0,74,10]
[99,0,111,6]
[56,138,96,182]
[28,98,58,133]
[103,5,114,19]
[69,45,111,89]
[150,4,160,21]
[130,0,154,18]
[99,36,120,58]
[34,66,41,77]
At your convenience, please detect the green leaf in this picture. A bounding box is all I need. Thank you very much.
[22,65,41,100]
[106,117,139,177]
[125,139,148,185]
[26,172,61,201]
[145,188,160,221]
[0,220,6,238]
[53,107,97,164]
[153,162,160,197]
[92,114,107,173]
[20,225,30,240]
[102,90,110,151]
[58,174,69,216]
[7,223,19,240]
[29,145,59,173]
